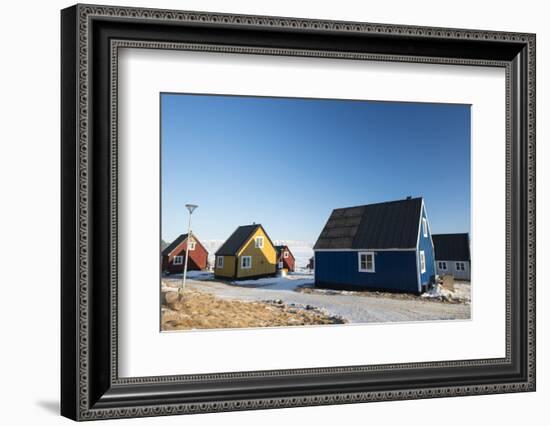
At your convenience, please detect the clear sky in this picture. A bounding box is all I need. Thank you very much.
[161,93,470,244]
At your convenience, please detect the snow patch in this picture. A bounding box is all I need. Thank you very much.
[232,272,314,291]
[422,282,471,303]
[168,271,214,281]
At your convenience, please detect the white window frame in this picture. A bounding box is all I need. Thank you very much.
[420,250,426,273]
[358,251,375,273]
[438,261,447,270]
[187,241,196,251]
[422,217,428,238]
[255,236,264,248]
[216,256,224,269]
[241,256,252,269]
[278,261,283,269]
[455,262,465,271]
[173,255,183,265]
[283,251,289,259]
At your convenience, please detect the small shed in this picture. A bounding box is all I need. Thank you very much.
[161,233,208,274]
[214,224,277,279]
[432,233,471,280]
[313,197,436,293]
[275,245,295,272]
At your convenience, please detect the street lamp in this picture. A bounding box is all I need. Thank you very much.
[181,203,198,292]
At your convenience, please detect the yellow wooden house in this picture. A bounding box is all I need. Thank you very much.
[214,224,277,279]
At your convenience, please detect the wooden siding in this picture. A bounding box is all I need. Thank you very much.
[277,248,295,272]
[162,236,208,273]
[436,260,471,280]
[315,250,419,292]
[236,227,277,278]
[417,205,437,288]
[313,200,437,293]
[214,255,236,278]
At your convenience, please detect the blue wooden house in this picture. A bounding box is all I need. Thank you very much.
[313,197,436,294]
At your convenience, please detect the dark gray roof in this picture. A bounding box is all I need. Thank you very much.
[314,197,423,250]
[432,233,470,261]
[216,224,261,256]
[161,234,188,256]
[275,245,293,256]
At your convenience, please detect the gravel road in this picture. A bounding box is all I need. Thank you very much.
[163,275,470,324]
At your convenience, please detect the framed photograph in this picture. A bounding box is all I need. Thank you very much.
[61,4,536,421]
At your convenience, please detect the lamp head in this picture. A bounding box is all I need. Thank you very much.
[185,204,198,214]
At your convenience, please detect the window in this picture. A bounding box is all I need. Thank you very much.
[173,255,183,265]
[455,262,465,271]
[420,251,426,273]
[358,252,375,272]
[216,256,224,268]
[188,241,196,251]
[283,251,289,259]
[241,256,252,269]
[278,261,283,269]
[438,261,447,270]
[255,236,264,248]
[422,217,428,238]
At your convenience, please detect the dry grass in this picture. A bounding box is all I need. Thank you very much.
[161,289,345,331]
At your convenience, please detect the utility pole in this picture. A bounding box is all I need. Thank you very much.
[181,204,198,292]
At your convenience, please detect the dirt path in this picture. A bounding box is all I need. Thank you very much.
[163,276,470,324]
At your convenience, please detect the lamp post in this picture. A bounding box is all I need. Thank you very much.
[181,204,198,292]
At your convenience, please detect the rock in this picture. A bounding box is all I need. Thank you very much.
[161,291,180,305]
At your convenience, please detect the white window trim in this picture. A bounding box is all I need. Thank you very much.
[255,236,264,248]
[455,262,465,271]
[420,250,426,273]
[438,261,447,270]
[216,256,224,269]
[358,251,375,273]
[422,217,428,238]
[188,241,196,251]
[241,256,252,269]
[283,251,289,259]
[173,255,183,265]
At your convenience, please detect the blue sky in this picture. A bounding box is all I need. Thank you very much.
[161,93,470,243]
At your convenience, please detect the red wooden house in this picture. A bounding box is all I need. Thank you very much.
[275,245,295,272]
[162,234,208,274]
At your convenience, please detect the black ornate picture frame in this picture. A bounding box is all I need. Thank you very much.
[61,4,536,421]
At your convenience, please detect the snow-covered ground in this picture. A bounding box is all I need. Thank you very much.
[232,272,314,290]
[163,274,470,324]
[170,271,314,290]
[185,270,215,280]
[422,281,471,303]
